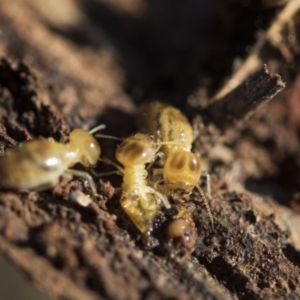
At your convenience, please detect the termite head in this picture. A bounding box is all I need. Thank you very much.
[69,129,101,167]
[163,150,201,197]
[166,217,197,252]
[116,133,157,167]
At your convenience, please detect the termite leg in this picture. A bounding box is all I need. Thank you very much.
[146,150,164,172]
[99,157,124,174]
[149,168,166,195]
[200,171,211,198]
[192,127,200,143]
[65,169,102,199]
[91,157,124,177]
[148,186,170,209]
[91,169,121,177]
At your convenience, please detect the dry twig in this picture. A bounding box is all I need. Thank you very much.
[212,0,300,102]
[206,65,285,129]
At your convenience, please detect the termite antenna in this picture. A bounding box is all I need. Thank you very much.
[89,124,106,134]
[89,124,123,141]
[196,185,214,227]
[155,140,186,147]
[98,157,124,174]
[95,134,123,141]
[88,124,123,141]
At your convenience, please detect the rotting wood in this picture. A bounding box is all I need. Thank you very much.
[206,65,285,129]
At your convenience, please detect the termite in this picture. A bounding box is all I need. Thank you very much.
[0,125,105,197]
[165,202,197,252]
[103,133,176,234]
[137,101,213,224]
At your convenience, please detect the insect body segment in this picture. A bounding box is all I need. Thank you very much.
[0,128,101,194]
[115,133,169,233]
[137,101,213,224]
[163,149,202,195]
[138,101,193,156]
[138,102,203,197]
[67,129,101,167]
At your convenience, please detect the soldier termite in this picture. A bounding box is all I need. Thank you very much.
[0,124,106,197]
[137,101,213,225]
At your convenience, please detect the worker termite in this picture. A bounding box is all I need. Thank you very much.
[0,125,105,197]
[137,101,213,224]
[114,133,174,233]
[103,133,180,234]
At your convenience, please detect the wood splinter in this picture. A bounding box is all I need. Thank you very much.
[206,65,285,129]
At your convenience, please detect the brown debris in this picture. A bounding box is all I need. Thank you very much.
[0,58,70,140]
